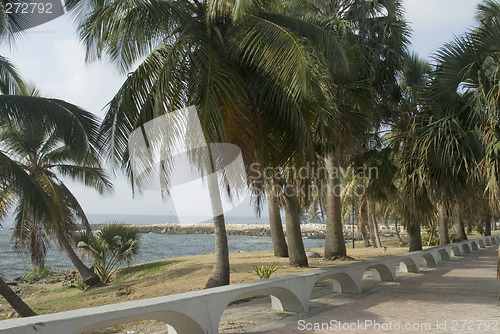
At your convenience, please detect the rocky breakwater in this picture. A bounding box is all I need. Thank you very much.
[93,223,328,239]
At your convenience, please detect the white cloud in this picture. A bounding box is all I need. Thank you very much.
[41,37,125,117]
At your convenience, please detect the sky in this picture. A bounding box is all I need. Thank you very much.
[0,0,485,217]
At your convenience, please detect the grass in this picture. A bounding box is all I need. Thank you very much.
[110,259,182,284]
[39,286,73,295]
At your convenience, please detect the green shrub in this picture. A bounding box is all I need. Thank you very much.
[449,233,459,243]
[75,223,140,283]
[75,281,87,291]
[253,263,279,279]
[421,226,439,246]
[25,265,51,283]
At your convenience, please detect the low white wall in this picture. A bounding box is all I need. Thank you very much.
[1,235,498,334]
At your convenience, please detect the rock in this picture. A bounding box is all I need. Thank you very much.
[306,251,321,258]
[116,287,132,297]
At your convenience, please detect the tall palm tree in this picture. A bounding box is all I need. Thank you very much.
[0,96,112,286]
[418,1,500,244]
[0,0,109,317]
[0,172,36,317]
[389,53,433,251]
[69,0,348,283]
[311,0,410,259]
[470,2,500,210]
[0,1,43,317]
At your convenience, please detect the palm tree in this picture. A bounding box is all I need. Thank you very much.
[0,0,109,316]
[415,2,500,245]
[345,146,399,248]
[69,0,348,283]
[75,223,140,283]
[0,96,112,286]
[307,0,410,259]
[0,276,36,317]
[470,2,500,211]
[388,53,433,251]
[0,181,36,317]
[0,2,46,317]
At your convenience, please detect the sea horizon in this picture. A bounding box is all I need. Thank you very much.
[0,213,273,229]
[87,213,272,226]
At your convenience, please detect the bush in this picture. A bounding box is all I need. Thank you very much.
[421,226,439,246]
[74,280,87,291]
[253,263,279,279]
[25,265,51,283]
[75,223,140,283]
[449,233,459,243]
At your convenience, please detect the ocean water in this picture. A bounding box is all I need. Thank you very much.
[0,214,325,280]
[85,213,270,225]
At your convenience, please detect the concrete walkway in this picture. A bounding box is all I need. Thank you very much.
[220,245,500,334]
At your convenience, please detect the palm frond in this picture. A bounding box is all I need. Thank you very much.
[0,55,26,94]
[76,0,191,73]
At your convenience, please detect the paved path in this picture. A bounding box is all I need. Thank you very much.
[241,245,500,334]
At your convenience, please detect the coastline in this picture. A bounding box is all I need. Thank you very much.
[93,223,329,239]
[92,222,401,240]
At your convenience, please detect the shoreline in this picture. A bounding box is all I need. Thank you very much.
[92,223,399,239]
[92,223,330,239]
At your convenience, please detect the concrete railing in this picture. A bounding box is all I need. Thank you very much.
[1,234,498,334]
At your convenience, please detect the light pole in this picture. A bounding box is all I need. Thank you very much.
[352,201,356,249]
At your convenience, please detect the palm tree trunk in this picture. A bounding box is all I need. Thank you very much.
[367,201,382,248]
[394,218,407,247]
[427,225,436,246]
[324,152,347,259]
[456,206,467,241]
[359,202,371,247]
[361,223,371,247]
[0,276,36,317]
[368,216,377,247]
[438,205,450,245]
[466,220,473,234]
[484,212,492,237]
[205,173,230,288]
[57,229,100,286]
[267,191,288,257]
[373,220,382,248]
[369,202,383,248]
[408,219,422,252]
[455,219,467,240]
[283,186,308,267]
[82,216,92,234]
[205,213,229,288]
